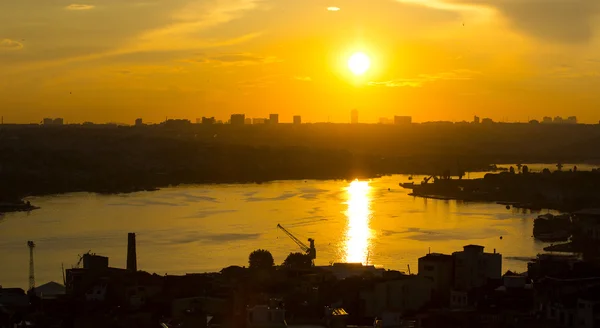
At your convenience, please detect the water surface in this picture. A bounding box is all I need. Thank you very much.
[0,174,551,288]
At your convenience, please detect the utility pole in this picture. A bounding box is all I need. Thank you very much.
[27,241,36,290]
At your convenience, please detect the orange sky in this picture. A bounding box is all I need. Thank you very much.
[1,0,600,124]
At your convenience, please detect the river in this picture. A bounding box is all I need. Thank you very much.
[0,173,560,289]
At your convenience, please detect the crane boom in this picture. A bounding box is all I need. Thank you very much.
[277,224,309,252]
[276,224,316,261]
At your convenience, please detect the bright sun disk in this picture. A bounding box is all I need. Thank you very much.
[348,52,371,76]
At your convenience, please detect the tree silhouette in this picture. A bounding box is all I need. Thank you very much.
[282,252,312,269]
[509,166,515,174]
[249,249,274,270]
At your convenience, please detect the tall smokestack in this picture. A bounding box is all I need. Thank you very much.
[127,233,137,272]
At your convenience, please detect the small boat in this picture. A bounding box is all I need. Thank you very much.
[399,182,415,189]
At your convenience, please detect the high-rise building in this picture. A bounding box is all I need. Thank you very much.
[43,118,53,125]
[351,109,359,124]
[293,115,301,124]
[473,116,480,124]
[269,114,279,124]
[554,116,564,124]
[542,116,553,124]
[230,114,245,125]
[245,118,252,125]
[135,118,143,126]
[567,116,577,124]
[394,116,412,125]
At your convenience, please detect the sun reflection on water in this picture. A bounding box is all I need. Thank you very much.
[344,180,373,264]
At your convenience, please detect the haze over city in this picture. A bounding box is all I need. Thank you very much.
[2,0,600,123]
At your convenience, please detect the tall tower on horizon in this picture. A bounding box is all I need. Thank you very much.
[351,109,359,124]
[27,241,36,290]
[127,233,137,272]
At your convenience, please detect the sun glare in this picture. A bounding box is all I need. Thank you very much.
[348,52,371,76]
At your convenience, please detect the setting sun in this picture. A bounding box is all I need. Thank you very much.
[348,52,371,76]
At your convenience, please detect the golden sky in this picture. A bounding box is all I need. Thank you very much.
[1,0,600,124]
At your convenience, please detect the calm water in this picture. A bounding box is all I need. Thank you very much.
[0,174,554,288]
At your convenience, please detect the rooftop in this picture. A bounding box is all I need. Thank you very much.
[419,253,453,262]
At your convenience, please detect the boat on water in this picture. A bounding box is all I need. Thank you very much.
[399,182,415,189]
[0,201,39,213]
[533,213,571,242]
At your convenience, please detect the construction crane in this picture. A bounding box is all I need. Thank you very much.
[75,250,92,268]
[27,241,35,291]
[276,224,316,262]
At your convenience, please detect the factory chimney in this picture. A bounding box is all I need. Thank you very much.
[127,233,137,272]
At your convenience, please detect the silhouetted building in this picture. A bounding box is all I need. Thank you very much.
[230,114,245,125]
[481,118,493,124]
[473,116,480,124]
[394,116,412,125]
[253,118,267,124]
[554,116,564,124]
[43,118,64,125]
[293,115,301,124]
[81,253,108,271]
[453,245,501,291]
[529,119,540,124]
[361,275,433,317]
[269,114,279,124]
[351,109,359,124]
[379,117,393,124]
[567,116,578,124]
[245,118,252,124]
[419,253,454,305]
[135,118,143,126]
[164,119,191,128]
[201,117,216,124]
[543,116,553,123]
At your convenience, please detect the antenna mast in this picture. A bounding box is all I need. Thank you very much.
[27,241,36,290]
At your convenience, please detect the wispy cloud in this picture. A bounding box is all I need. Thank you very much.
[369,69,480,87]
[0,39,23,51]
[189,53,280,66]
[399,0,599,43]
[65,4,95,11]
[294,76,312,82]
[327,6,340,11]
